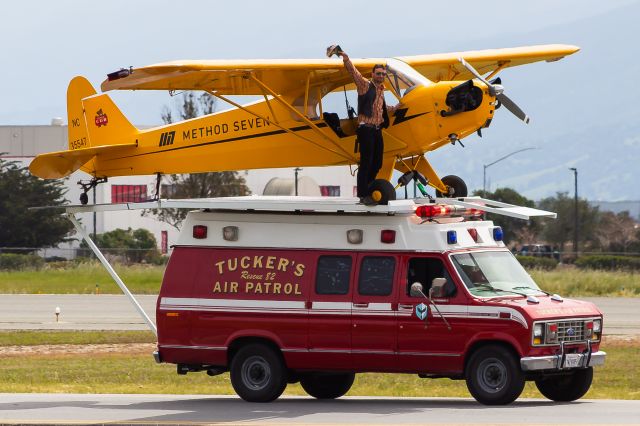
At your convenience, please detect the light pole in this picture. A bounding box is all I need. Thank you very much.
[569,167,578,255]
[483,147,537,193]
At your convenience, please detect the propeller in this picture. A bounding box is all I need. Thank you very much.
[458,58,530,124]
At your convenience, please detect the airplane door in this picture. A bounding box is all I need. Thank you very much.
[351,254,398,371]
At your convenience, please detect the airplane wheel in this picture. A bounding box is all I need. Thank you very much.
[369,179,396,205]
[80,193,89,205]
[436,175,467,198]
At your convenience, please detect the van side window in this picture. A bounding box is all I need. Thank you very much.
[358,256,395,296]
[316,256,352,295]
[407,257,456,297]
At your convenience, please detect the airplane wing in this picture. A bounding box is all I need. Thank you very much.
[398,44,579,82]
[29,143,137,179]
[100,44,578,95]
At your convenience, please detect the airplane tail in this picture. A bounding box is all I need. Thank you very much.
[30,77,139,179]
[68,76,139,149]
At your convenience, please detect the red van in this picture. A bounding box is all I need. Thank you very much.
[154,197,605,405]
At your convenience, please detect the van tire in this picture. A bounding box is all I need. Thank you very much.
[465,345,525,405]
[300,372,355,399]
[535,367,593,401]
[230,343,287,402]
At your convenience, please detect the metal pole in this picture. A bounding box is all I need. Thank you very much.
[569,168,578,255]
[92,186,97,240]
[483,165,487,194]
[483,147,537,193]
[68,213,157,336]
[294,167,301,196]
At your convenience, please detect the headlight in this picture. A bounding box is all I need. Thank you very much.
[533,323,543,337]
[593,319,602,333]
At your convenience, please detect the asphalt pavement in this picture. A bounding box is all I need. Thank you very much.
[0,294,637,335]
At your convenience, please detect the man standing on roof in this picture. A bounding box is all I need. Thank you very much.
[338,49,399,205]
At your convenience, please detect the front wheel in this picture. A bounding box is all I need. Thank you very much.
[436,175,468,198]
[465,345,525,405]
[300,372,355,399]
[535,367,593,401]
[230,344,287,402]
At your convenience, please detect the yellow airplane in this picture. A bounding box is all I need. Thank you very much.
[29,44,579,205]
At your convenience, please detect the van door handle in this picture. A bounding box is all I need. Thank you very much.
[399,304,414,310]
[353,303,369,308]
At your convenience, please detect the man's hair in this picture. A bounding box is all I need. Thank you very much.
[372,64,385,73]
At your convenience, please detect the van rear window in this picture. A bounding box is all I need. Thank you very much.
[358,256,395,296]
[315,256,352,295]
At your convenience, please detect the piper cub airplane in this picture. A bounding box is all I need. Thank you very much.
[30,44,578,205]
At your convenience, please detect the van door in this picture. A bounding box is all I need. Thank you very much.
[396,254,468,373]
[307,253,355,369]
[351,254,398,371]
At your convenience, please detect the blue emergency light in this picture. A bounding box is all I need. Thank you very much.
[447,230,457,244]
[493,226,504,241]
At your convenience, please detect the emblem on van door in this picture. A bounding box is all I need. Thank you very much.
[415,303,428,320]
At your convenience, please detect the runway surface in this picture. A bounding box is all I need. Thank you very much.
[0,294,637,335]
[1,393,639,424]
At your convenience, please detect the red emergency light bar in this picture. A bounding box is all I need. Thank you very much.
[415,204,483,219]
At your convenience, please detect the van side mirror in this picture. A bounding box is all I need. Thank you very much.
[430,278,447,298]
[410,282,424,297]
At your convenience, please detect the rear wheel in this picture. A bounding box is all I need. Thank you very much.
[230,344,287,402]
[369,179,396,205]
[300,372,355,399]
[535,367,593,401]
[465,345,525,405]
[436,175,467,198]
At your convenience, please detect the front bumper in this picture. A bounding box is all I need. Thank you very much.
[521,350,606,372]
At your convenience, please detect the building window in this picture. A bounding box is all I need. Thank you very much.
[320,185,340,197]
[111,185,147,203]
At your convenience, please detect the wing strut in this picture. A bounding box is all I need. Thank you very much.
[207,90,354,162]
[248,73,356,161]
[67,213,157,336]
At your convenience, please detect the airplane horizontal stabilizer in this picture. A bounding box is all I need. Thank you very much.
[29,143,137,179]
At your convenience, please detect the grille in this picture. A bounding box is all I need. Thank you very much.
[557,320,585,342]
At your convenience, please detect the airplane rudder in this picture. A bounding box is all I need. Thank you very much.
[67,76,96,150]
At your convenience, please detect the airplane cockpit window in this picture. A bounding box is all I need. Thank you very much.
[385,58,433,99]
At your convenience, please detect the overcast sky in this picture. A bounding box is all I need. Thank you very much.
[0,0,635,124]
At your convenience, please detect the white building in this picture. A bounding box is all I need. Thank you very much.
[0,124,357,257]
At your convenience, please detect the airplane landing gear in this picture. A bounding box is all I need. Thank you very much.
[369,179,396,205]
[436,175,468,198]
[77,177,107,205]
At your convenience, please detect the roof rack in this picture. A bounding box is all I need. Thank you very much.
[40,195,556,220]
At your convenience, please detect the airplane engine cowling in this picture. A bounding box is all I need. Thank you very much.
[440,80,483,117]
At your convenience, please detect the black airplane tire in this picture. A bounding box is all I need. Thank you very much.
[80,192,89,205]
[230,344,287,402]
[465,345,525,405]
[300,372,356,399]
[369,179,396,205]
[535,367,593,402]
[435,175,468,198]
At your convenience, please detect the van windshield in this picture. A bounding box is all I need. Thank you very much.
[451,251,543,297]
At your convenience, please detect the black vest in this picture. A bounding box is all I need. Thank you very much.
[357,82,389,128]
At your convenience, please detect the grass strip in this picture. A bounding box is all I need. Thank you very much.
[0,343,637,399]
[0,330,156,346]
[1,263,640,296]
